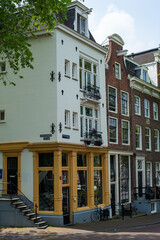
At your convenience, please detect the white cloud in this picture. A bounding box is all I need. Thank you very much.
[89,4,143,53]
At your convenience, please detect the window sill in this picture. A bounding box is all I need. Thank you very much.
[0,121,6,124]
[73,128,79,131]
[109,141,118,144]
[65,126,71,129]
[64,75,71,79]
[72,77,78,81]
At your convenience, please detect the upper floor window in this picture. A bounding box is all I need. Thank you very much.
[115,62,121,79]
[121,91,129,116]
[79,57,99,90]
[0,110,5,122]
[73,112,78,129]
[108,86,117,112]
[65,110,70,128]
[109,117,118,144]
[122,120,130,145]
[153,102,158,120]
[77,14,86,36]
[144,99,150,118]
[80,105,99,138]
[143,70,147,81]
[145,127,151,151]
[65,59,70,77]
[136,125,142,150]
[72,63,77,79]
[134,96,141,115]
[0,62,6,73]
[154,129,159,152]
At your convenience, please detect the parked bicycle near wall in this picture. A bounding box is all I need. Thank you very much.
[91,202,109,222]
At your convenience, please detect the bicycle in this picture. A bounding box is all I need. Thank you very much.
[91,202,109,222]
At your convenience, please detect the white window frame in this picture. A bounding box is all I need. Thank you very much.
[146,161,152,187]
[115,62,121,79]
[134,95,141,115]
[0,110,5,123]
[64,59,70,77]
[72,112,78,130]
[109,117,118,144]
[154,129,159,152]
[144,99,150,118]
[153,102,158,120]
[121,91,129,116]
[122,120,130,145]
[136,125,142,150]
[108,86,117,113]
[65,110,70,128]
[145,127,151,151]
[155,162,160,186]
[72,63,77,79]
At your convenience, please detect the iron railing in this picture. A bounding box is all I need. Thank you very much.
[84,130,103,146]
[133,186,160,200]
[83,85,101,101]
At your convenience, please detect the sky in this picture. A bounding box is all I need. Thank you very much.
[84,0,160,54]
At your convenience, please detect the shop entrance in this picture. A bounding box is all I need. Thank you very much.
[62,187,70,225]
[7,157,18,194]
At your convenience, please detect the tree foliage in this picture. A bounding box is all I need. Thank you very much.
[0,0,73,85]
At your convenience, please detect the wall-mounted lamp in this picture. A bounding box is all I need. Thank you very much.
[50,71,55,81]
[59,122,62,133]
[76,94,78,99]
[75,47,78,51]
[62,90,64,95]
[50,123,55,134]
[58,72,61,82]
[61,40,64,45]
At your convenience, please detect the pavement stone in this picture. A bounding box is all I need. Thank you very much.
[0,214,160,236]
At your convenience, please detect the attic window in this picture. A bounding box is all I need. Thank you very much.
[77,14,85,36]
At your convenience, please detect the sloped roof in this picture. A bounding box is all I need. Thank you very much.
[127,48,158,64]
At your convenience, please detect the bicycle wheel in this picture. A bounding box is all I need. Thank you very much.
[91,211,100,221]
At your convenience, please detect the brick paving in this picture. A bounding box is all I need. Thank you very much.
[0,214,160,236]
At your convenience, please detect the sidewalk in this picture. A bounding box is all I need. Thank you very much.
[0,214,160,236]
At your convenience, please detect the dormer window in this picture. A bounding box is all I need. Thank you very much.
[77,14,86,36]
[143,70,147,81]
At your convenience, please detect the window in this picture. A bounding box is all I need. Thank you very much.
[120,156,130,203]
[94,155,102,204]
[121,91,129,115]
[65,59,70,76]
[143,70,147,81]
[80,105,99,138]
[72,112,78,129]
[136,125,142,150]
[0,62,6,73]
[146,162,152,186]
[77,154,87,208]
[122,120,129,145]
[0,110,5,122]
[135,96,141,115]
[144,99,150,118]
[115,62,121,79]
[153,102,158,120]
[155,162,160,186]
[72,63,77,79]
[79,57,99,90]
[145,127,151,151]
[108,86,117,112]
[109,117,117,143]
[65,110,70,128]
[77,14,86,36]
[154,129,159,151]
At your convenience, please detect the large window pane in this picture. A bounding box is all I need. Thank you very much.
[62,153,68,167]
[77,170,87,207]
[39,171,54,211]
[94,155,102,167]
[39,153,53,167]
[77,154,86,166]
[94,170,102,204]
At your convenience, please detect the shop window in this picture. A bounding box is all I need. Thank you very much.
[39,171,54,211]
[94,155,102,167]
[94,155,102,204]
[77,154,87,208]
[39,153,54,167]
[62,153,68,167]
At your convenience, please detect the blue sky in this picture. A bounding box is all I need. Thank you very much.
[84,0,160,54]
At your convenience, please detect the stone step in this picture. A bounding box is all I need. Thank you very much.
[35,221,46,226]
[17,205,28,209]
[38,225,48,229]
[30,216,41,221]
[26,213,36,217]
[21,209,31,213]
[12,201,23,205]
